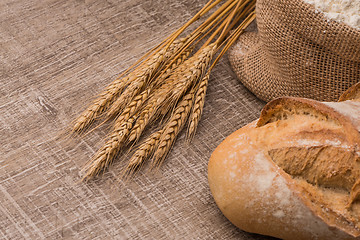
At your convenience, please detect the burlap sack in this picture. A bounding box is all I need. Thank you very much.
[228,0,360,102]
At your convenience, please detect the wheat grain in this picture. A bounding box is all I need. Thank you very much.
[74,0,258,179]
[127,44,216,143]
[113,48,194,131]
[122,130,163,177]
[152,88,196,168]
[113,89,151,130]
[72,36,190,134]
[71,75,131,134]
[152,47,193,89]
[126,99,159,143]
[82,116,136,180]
[187,72,210,140]
[164,36,191,59]
[168,44,215,101]
[105,51,164,119]
[105,37,190,119]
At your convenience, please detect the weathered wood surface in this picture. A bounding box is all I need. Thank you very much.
[0,0,269,239]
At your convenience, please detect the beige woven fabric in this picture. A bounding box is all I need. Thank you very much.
[229,0,360,102]
[0,0,269,239]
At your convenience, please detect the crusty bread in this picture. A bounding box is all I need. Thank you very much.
[208,85,360,240]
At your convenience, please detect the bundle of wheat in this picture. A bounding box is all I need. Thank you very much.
[68,0,256,180]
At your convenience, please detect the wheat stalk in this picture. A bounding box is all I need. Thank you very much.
[71,35,190,134]
[112,47,194,130]
[152,47,193,89]
[82,116,136,180]
[104,59,161,120]
[71,75,130,134]
[73,0,257,180]
[187,72,210,140]
[105,37,190,120]
[85,44,214,178]
[126,98,160,143]
[113,89,151,129]
[122,130,163,177]
[152,88,196,168]
[127,44,216,143]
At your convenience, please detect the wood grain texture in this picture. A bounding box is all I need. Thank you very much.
[0,0,271,239]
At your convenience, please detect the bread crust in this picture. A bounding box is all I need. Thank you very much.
[208,95,360,239]
[339,82,360,102]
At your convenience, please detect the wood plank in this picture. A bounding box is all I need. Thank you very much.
[0,0,266,239]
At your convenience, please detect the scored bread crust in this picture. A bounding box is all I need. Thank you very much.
[339,82,360,102]
[208,85,360,240]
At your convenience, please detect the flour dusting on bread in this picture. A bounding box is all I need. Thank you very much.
[208,89,360,239]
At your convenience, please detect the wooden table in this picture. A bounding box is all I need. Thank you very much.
[0,0,269,239]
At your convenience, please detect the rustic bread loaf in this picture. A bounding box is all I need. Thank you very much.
[208,83,360,240]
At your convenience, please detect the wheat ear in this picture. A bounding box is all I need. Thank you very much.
[122,130,163,177]
[113,89,151,129]
[104,51,164,119]
[152,88,196,168]
[112,47,193,129]
[168,44,215,102]
[187,72,210,140]
[126,98,160,143]
[105,37,190,119]
[82,116,136,180]
[152,47,193,89]
[72,36,190,134]
[127,44,216,143]
[71,75,130,134]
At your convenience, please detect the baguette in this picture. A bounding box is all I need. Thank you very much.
[208,83,360,240]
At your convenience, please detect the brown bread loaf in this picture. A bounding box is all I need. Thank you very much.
[208,83,360,240]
